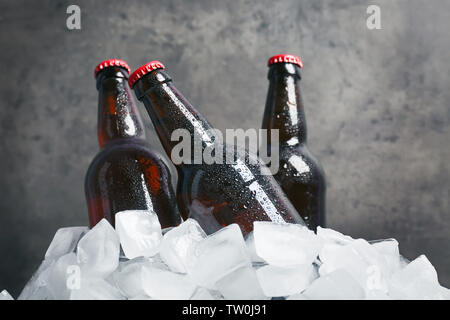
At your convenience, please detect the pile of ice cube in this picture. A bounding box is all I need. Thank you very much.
[2,209,449,300]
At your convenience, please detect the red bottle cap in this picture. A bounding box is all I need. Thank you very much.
[128,61,165,88]
[267,54,303,68]
[94,59,131,78]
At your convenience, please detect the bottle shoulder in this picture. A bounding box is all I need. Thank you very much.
[97,138,164,158]
[86,138,170,174]
[277,144,326,180]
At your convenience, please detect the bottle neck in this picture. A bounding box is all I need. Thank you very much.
[133,70,215,164]
[262,63,307,147]
[96,68,145,148]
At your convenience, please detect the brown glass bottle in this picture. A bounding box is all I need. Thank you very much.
[85,59,182,228]
[129,61,305,236]
[262,54,326,230]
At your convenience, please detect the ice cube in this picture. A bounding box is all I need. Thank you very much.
[215,267,266,300]
[389,277,448,300]
[303,269,365,300]
[115,210,162,259]
[316,227,354,246]
[370,238,401,275]
[128,294,154,300]
[318,245,360,283]
[256,264,318,297]
[112,256,165,298]
[18,259,55,300]
[253,222,323,267]
[351,239,393,289]
[46,252,79,300]
[70,278,124,300]
[365,289,391,300]
[162,226,174,235]
[244,232,265,263]
[440,287,450,300]
[400,255,438,283]
[400,255,410,268]
[20,286,53,300]
[0,290,14,300]
[189,199,223,234]
[185,224,251,289]
[45,227,89,260]
[159,218,207,273]
[77,219,120,277]
[141,265,197,300]
[388,255,447,299]
[287,293,309,300]
[119,254,166,271]
[112,259,146,298]
[190,287,215,300]
[319,239,389,292]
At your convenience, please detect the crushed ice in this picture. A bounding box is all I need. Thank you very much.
[5,210,449,300]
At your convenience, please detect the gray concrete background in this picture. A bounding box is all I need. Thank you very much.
[0,0,449,296]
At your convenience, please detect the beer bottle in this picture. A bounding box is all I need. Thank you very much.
[262,54,326,230]
[129,61,305,236]
[85,59,182,228]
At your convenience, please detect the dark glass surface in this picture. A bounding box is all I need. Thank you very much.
[133,68,305,236]
[85,67,181,228]
[262,62,326,230]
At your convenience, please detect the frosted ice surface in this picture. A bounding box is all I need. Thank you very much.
[303,269,365,300]
[45,227,89,260]
[254,222,323,267]
[141,265,197,300]
[370,238,401,275]
[185,224,251,289]
[14,219,450,300]
[256,264,318,297]
[162,226,174,235]
[112,259,146,298]
[115,210,162,259]
[18,259,55,300]
[316,227,354,246]
[390,277,448,300]
[128,294,154,300]
[159,218,207,273]
[112,256,166,298]
[287,293,309,300]
[365,289,391,300]
[46,252,78,300]
[189,199,222,234]
[400,255,410,268]
[244,231,265,263]
[0,290,14,300]
[77,219,120,277]
[319,238,390,292]
[388,255,447,299]
[70,278,124,300]
[399,255,438,283]
[440,287,450,300]
[190,287,215,300]
[216,267,266,300]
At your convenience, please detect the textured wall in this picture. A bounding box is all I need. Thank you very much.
[0,0,448,296]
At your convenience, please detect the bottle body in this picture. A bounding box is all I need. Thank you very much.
[130,62,305,236]
[274,144,326,229]
[262,56,326,231]
[85,60,181,228]
[175,148,304,235]
[85,139,181,228]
